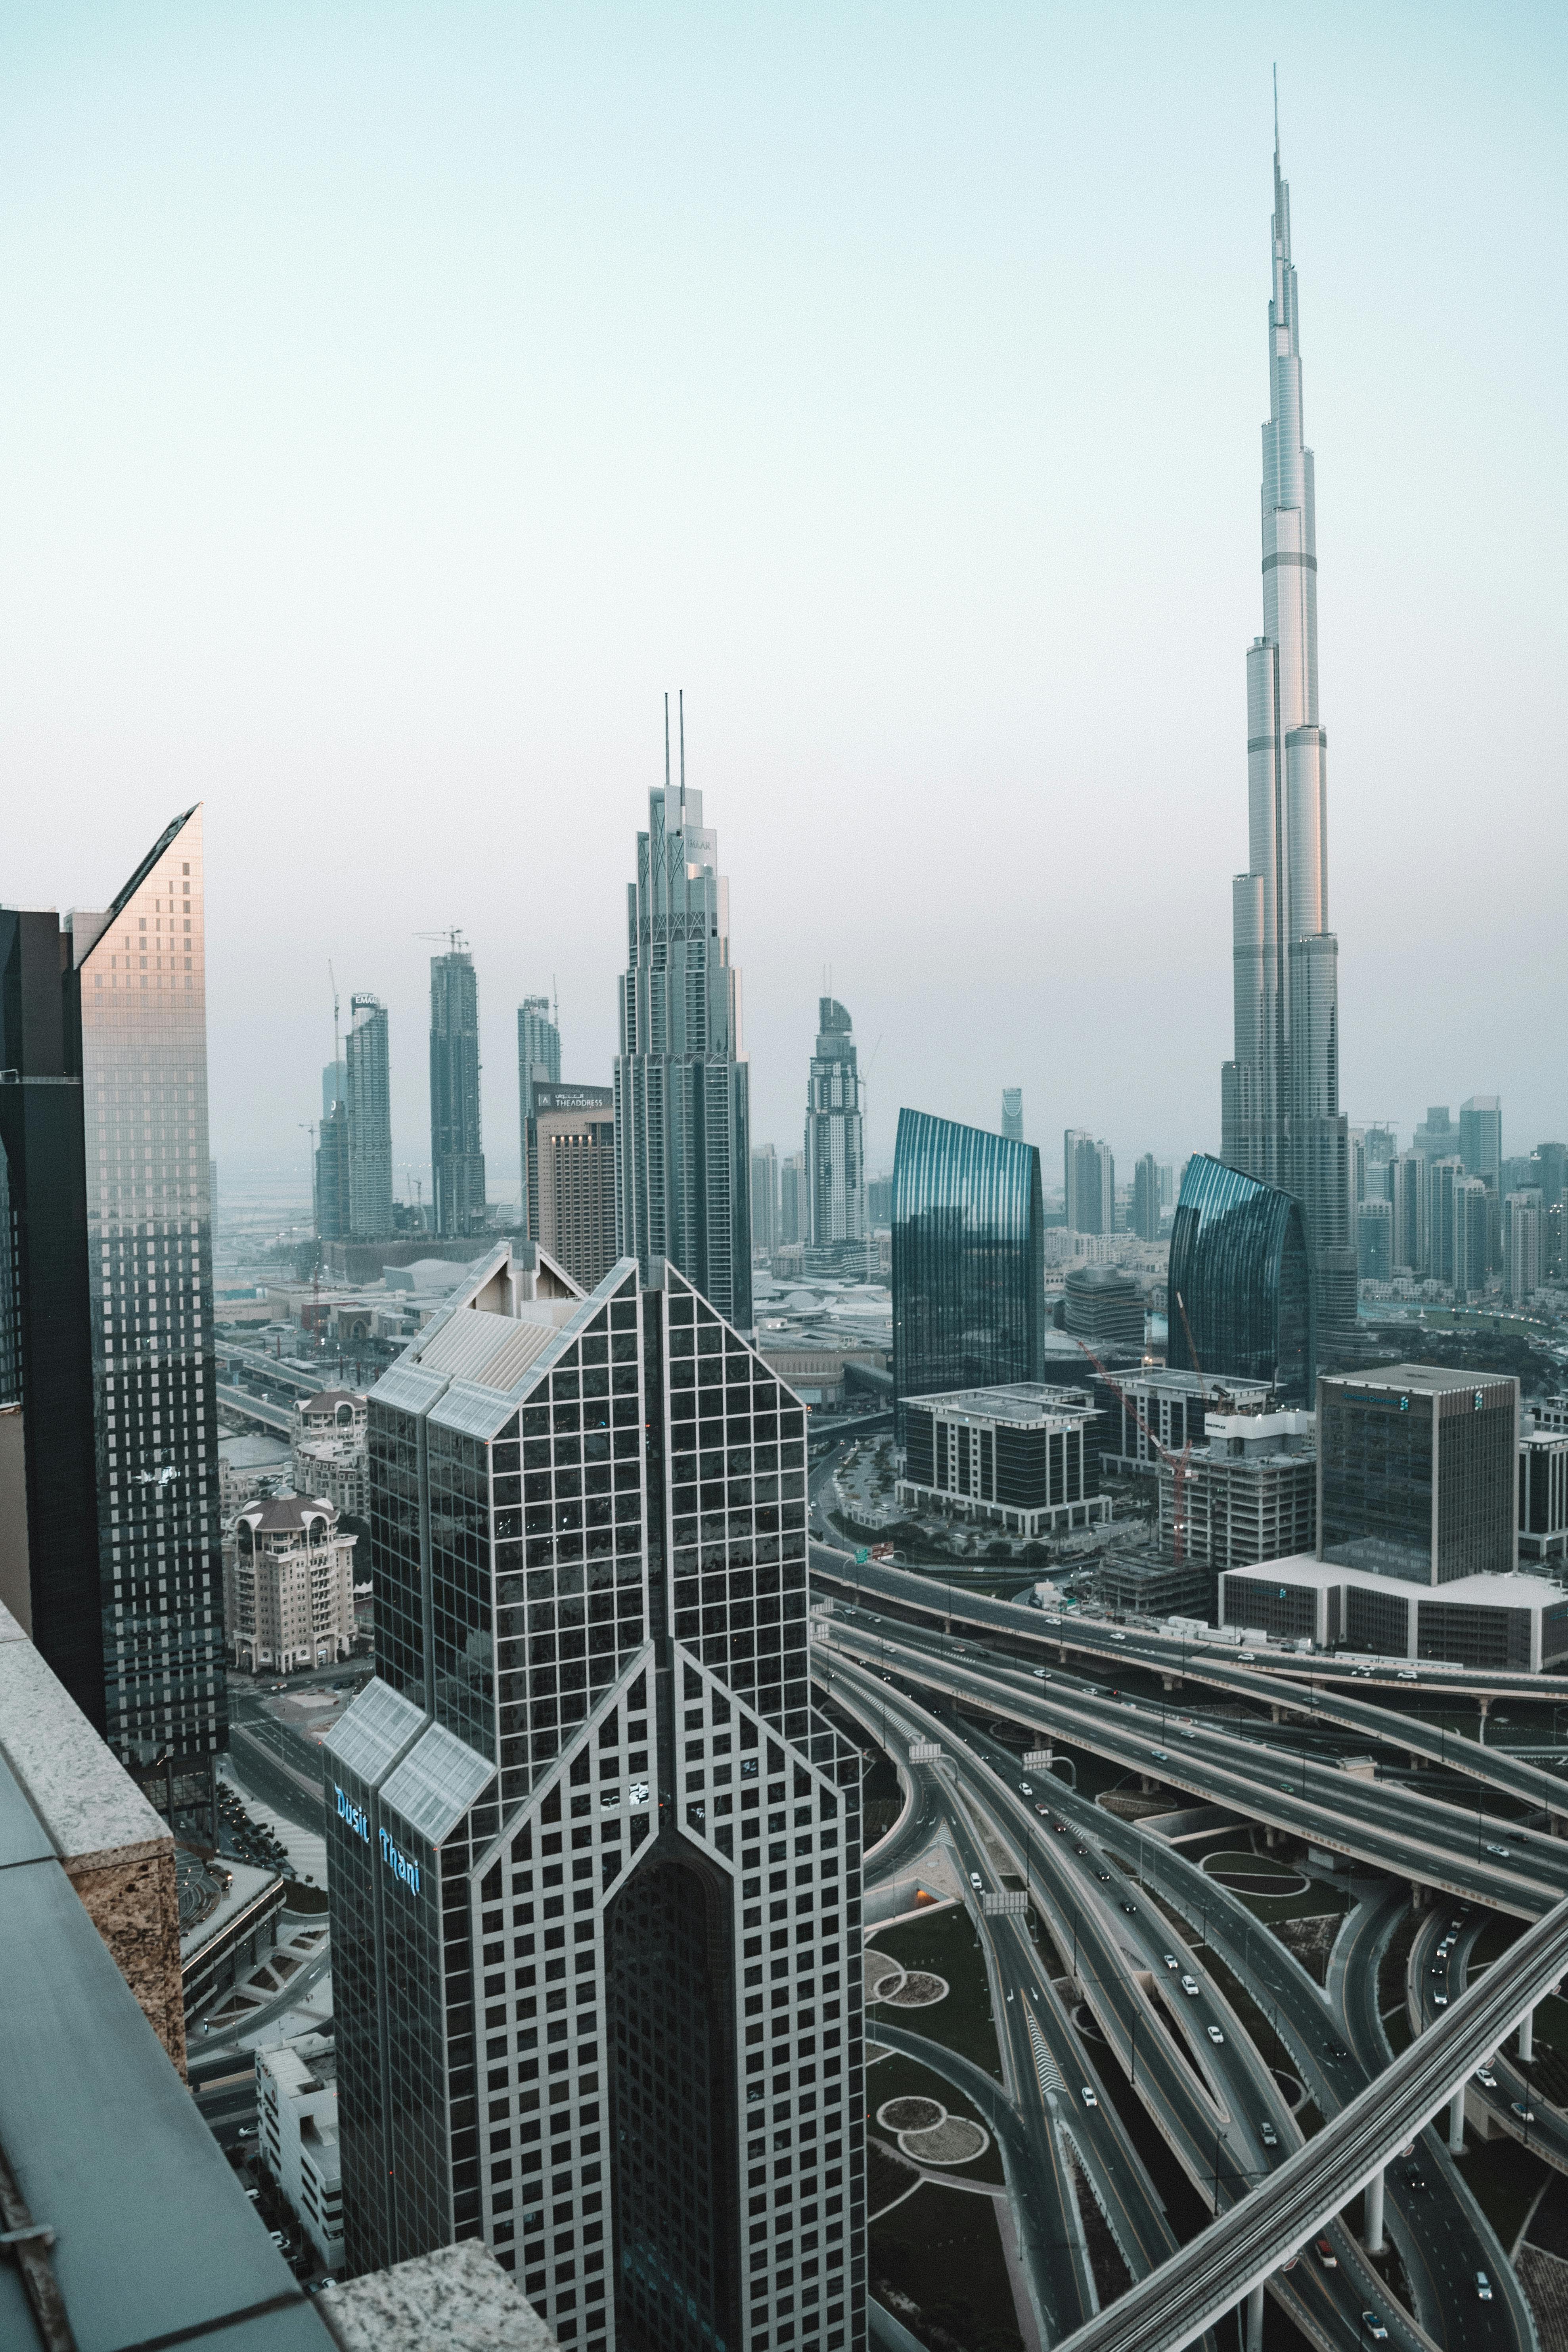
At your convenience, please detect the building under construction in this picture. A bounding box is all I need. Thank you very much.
[1155,1406,1317,1578]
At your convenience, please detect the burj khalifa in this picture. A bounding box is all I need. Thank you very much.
[1220,122,1357,1361]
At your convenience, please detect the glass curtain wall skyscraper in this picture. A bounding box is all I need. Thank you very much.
[519,994,562,1233]
[804,998,865,1254]
[891,1109,1043,1432]
[1167,1153,1312,1404]
[1220,126,1357,1360]
[347,992,394,1240]
[615,701,752,1330]
[0,806,227,1833]
[431,939,487,1237]
[324,1243,865,2352]
[1000,1090,1023,1145]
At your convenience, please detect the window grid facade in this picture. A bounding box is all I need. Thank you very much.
[328,1247,864,2352]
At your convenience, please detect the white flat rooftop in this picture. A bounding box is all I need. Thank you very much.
[1226,1555,1567,1611]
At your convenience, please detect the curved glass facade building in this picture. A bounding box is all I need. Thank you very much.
[891,1110,1043,1429]
[1168,1153,1312,1403]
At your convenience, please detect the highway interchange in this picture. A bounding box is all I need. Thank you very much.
[810,1462,1568,2352]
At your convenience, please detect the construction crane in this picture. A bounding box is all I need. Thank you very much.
[415,927,469,955]
[1069,1335,1199,1573]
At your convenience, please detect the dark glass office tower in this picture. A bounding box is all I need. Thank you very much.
[0,806,227,1832]
[325,1243,865,2352]
[1167,1154,1311,1404]
[347,992,394,1239]
[890,1109,1043,1435]
[316,1101,350,1245]
[1317,1364,1518,1584]
[615,705,752,1331]
[804,1000,865,1253]
[431,940,487,1236]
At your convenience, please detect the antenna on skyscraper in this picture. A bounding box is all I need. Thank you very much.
[553,972,559,1031]
[664,693,671,793]
[1273,63,1278,157]
[678,689,686,822]
[328,961,341,1110]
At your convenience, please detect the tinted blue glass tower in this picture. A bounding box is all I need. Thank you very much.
[1167,1154,1312,1404]
[890,1109,1043,1433]
[325,1240,865,2352]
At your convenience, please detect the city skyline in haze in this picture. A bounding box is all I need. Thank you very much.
[2,7,1562,1194]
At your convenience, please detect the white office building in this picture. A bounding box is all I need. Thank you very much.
[257,2032,345,2270]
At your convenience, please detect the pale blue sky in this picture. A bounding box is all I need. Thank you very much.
[2,4,1564,1200]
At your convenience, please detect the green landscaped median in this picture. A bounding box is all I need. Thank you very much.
[871,1906,1003,2078]
[870,2181,1023,2352]
[866,2046,1007,2187]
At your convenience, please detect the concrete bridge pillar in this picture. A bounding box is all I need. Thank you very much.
[1449,2087,1466,2152]
[1270,1703,1281,1724]
[1520,2007,1534,2064]
[1478,1697,1490,1745]
[1364,2166,1386,2255]
[1246,2282,1265,2352]
[1162,1674,1176,1692]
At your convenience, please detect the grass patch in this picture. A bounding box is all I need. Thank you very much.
[873,1908,1003,2079]
[1453,2129,1551,2250]
[865,2047,1006,2186]
[867,2138,921,2217]
[870,2181,1023,2352]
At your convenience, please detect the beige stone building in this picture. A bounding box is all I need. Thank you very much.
[225,1496,358,1674]
[290,1387,368,1518]
[0,1598,186,2072]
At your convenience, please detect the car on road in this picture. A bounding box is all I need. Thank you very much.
[1362,2312,1389,2341]
[1476,2068,1498,2088]
[1180,1975,1200,1996]
[238,2126,255,2138]
[1433,1993,1447,2007]
[1095,1870,1111,1882]
[969,1872,983,1889]
[1485,1843,1512,1859]
[1018,1782,1032,1797]
[1080,2086,1098,2108]
[1405,2168,1426,2191]
[1476,2273,1493,2301]
[1161,1954,1179,1970]
[1032,1668,1049,1680]
[1074,1844,1088,1856]
[1053,1821,1068,1835]
[269,2232,287,2249]
[1512,2102,1536,2122]
[1181,1728,1197,1739]
[1151,1750,1169,1762]
[1206,2026,1225,2045]
[1111,1634,1126,1644]
[1314,2239,1336,2268]
[1398,1669,1417,1681]
[1121,1901,1137,1915]
[1260,2122,1277,2147]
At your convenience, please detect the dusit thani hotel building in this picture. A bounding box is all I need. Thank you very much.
[324,1240,866,2352]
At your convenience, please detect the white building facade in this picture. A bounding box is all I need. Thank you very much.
[225,1497,357,1674]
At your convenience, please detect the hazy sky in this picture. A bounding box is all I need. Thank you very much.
[3,4,1564,1206]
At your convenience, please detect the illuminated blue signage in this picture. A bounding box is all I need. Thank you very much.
[381,1826,421,1895]
[335,1784,370,1842]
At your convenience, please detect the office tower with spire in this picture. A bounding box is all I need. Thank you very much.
[346,992,394,1239]
[325,1244,865,2349]
[518,994,563,1231]
[805,999,866,1257]
[0,807,227,1834]
[430,937,487,1237]
[615,698,752,1329]
[1001,1089,1023,1144]
[1220,117,1357,1362]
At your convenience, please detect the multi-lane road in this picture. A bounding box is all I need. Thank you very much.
[808,1498,1568,2352]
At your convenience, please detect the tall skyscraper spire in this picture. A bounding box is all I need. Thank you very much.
[1221,120,1356,1364]
[615,702,752,1327]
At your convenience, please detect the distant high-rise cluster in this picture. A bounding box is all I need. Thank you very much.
[0,807,227,1835]
[1220,128,1357,1360]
